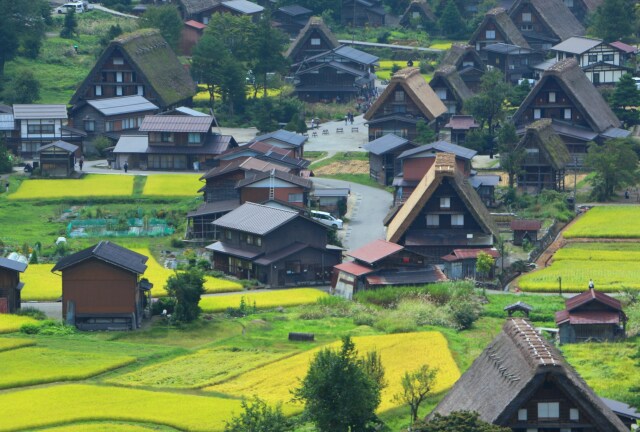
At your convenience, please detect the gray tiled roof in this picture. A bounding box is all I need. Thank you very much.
[221,0,263,14]
[52,241,148,274]
[38,141,79,153]
[212,202,299,235]
[398,140,476,160]
[278,4,312,15]
[250,129,307,147]
[139,115,214,133]
[551,36,602,54]
[87,96,158,116]
[363,133,410,155]
[13,104,67,120]
[0,257,27,273]
[334,45,379,65]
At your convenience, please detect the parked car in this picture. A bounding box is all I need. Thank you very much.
[56,2,84,13]
[311,210,343,229]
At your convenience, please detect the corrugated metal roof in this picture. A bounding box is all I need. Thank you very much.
[334,261,374,276]
[0,257,27,273]
[348,239,403,265]
[187,200,240,217]
[52,241,148,274]
[251,129,307,147]
[510,219,542,231]
[398,140,477,160]
[365,267,447,285]
[212,202,299,235]
[13,104,67,120]
[601,398,640,420]
[551,36,602,55]
[441,248,500,261]
[221,0,264,14]
[139,115,214,133]
[205,241,263,259]
[113,135,149,154]
[334,45,379,65]
[313,188,350,197]
[0,114,15,131]
[174,106,209,116]
[609,41,638,54]
[87,96,158,116]
[38,141,79,153]
[236,169,312,189]
[278,4,311,15]
[185,19,207,29]
[556,309,622,325]
[469,174,500,188]
[565,289,623,312]
[363,134,410,156]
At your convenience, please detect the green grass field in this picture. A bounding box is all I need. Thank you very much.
[10,175,135,200]
[142,175,202,197]
[199,288,328,312]
[376,60,431,81]
[564,206,640,238]
[519,243,640,292]
[0,337,36,352]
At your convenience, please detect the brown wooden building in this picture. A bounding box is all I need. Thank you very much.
[430,317,628,431]
[386,153,499,263]
[441,247,500,279]
[37,141,79,177]
[511,219,542,245]
[515,119,571,192]
[237,169,312,207]
[341,0,385,27]
[365,67,446,141]
[69,29,196,113]
[332,239,446,299]
[180,20,207,56]
[0,258,27,314]
[206,203,341,287]
[52,241,152,331]
[469,7,530,60]
[273,5,312,37]
[429,66,475,118]
[484,43,543,84]
[556,287,627,344]
[399,0,436,30]
[363,134,416,186]
[512,58,628,167]
[285,16,339,64]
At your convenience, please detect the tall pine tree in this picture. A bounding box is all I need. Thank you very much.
[610,73,640,127]
[439,0,465,38]
[590,0,635,42]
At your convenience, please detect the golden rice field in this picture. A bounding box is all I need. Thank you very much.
[207,332,460,412]
[142,174,201,197]
[106,347,292,389]
[564,206,640,238]
[21,263,61,301]
[9,175,135,200]
[0,337,35,352]
[0,347,136,389]
[199,288,328,312]
[0,314,38,334]
[518,243,640,292]
[0,384,242,432]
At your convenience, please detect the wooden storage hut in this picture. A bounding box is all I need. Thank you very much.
[0,257,27,314]
[53,241,152,331]
[511,219,542,246]
[37,141,79,177]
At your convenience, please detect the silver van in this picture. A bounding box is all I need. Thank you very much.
[311,210,343,229]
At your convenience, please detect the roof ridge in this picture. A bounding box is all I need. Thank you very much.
[245,201,298,214]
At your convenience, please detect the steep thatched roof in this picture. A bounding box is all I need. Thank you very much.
[469,8,530,49]
[582,0,604,12]
[512,58,622,133]
[178,0,220,16]
[430,65,474,102]
[386,153,499,243]
[430,318,628,431]
[509,0,585,41]
[399,0,436,26]
[441,44,485,71]
[365,67,446,122]
[517,119,571,170]
[71,29,196,108]
[285,16,339,59]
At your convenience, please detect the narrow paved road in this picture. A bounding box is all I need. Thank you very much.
[313,177,392,250]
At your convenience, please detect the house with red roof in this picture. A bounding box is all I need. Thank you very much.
[332,239,446,299]
[555,287,627,344]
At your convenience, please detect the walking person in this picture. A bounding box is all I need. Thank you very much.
[124,161,128,173]
[78,156,84,172]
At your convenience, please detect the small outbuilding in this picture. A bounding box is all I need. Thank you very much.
[0,257,28,314]
[441,248,500,280]
[504,301,533,317]
[555,287,627,344]
[511,219,542,246]
[37,141,79,177]
[52,241,152,331]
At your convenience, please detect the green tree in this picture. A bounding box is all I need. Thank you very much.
[393,365,438,424]
[497,122,524,188]
[100,24,123,48]
[251,11,289,98]
[439,0,465,38]
[224,397,291,432]
[586,138,639,201]
[0,139,13,173]
[464,70,511,138]
[415,119,438,144]
[413,411,511,431]
[60,9,78,39]
[139,6,183,50]
[3,70,40,104]
[508,79,531,107]
[610,73,640,127]
[475,250,495,280]
[590,0,635,42]
[293,336,385,432]
[165,269,205,323]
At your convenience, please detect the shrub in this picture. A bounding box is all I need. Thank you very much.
[19,323,40,335]
[151,297,176,316]
[450,301,481,330]
[20,320,75,336]
[375,313,418,333]
[353,312,376,327]
[15,307,46,321]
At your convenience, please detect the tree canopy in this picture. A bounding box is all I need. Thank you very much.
[464,70,512,138]
[586,138,639,201]
[165,269,205,323]
[2,70,40,104]
[439,0,466,38]
[413,411,511,432]
[609,73,640,127]
[393,365,438,423]
[590,0,636,42]
[139,6,184,50]
[224,397,291,432]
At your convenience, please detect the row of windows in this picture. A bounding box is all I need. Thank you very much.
[426,213,464,226]
[517,402,579,421]
[533,108,571,120]
[241,233,262,246]
[94,85,144,97]
[27,124,55,134]
[100,71,136,83]
[102,117,145,132]
[147,154,188,169]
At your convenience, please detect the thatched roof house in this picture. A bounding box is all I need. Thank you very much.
[508,0,585,48]
[285,16,339,63]
[430,317,628,431]
[469,7,530,53]
[399,0,436,28]
[429,66,474,116]
[518,119,571,170]
[70,29,196,110]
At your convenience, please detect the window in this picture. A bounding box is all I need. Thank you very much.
[518,409,528,421]
[451,214,464,226]
[137,85,144,96]
[27,124,55,134]
[188,133,201,144]
[255,237,262,247]
[522,12,532,22]
[533,108,541,119]
[394,91,405,102]
[310,38,321,45]
[521,24,533,31]
[203,16,210,24]
[426,214,439,227]
[225,230,232,240]
[288,193,303,203]
[412,11,420,18]
[116,72,123,83]
[564,108,572,120]
[570,408,579,421]
[436,88,447,99]
[485,30,496,39]
[116,85,123,96]
[285,261,301,274]
[161,132,173,143]
[105,121,114,132]
[603,53,614,62]
[122,118,136,129]
[440,197,451,208]
[130,72,136,82]
[538,402,560,418]
[588,54,598,63]
[95,85,102,96]
[84,120,95,132]
[113,57,124,65]
[548,91,556,103]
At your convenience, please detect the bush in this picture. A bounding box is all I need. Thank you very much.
[20,320,75,335]
[450,301,481,330]
[152,297,176,316]
[374,313,417,333]
[353,312,376,327]
[15,307,46,321]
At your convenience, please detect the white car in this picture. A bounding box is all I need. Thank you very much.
[311,210,343,229]
[56,2,84,14]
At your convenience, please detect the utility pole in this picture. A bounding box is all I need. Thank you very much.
[573,156,578,207]
[558,276,562,296]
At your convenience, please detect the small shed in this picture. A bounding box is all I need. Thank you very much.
[441,248,500,280]
[0,257,28,314]
[52,241,152,331]
[444,115,479,146]
[37,141,79,177]
[511,219,542,246]
[363,134,416,186]
[555,287,627,344]
[504,301,533,317]
[312,188,350,216]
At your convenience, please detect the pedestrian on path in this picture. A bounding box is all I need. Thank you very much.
[124,161,128,173]
[78,156,84,171]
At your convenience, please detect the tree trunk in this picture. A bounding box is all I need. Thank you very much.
[263,72,268,99]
